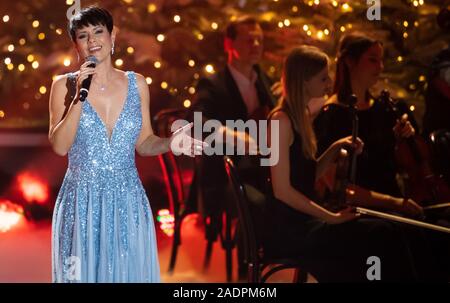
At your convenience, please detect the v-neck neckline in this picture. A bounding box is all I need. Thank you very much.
[85,71,130,144]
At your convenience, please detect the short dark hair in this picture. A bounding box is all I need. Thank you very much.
[225,15,259,41]
[68,6,113,42]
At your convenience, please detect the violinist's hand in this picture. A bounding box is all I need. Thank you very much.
[324,207,360,224]
[333,136,364,155]
[395,198,424,219]
[271,81,283,97]
[393,113,415,138]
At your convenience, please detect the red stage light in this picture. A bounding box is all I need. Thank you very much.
[17,173,49,204]
[0,199,24,232]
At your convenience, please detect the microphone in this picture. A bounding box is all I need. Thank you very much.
[79,55,99,102]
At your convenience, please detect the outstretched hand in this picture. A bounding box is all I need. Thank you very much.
[169,122,208,157]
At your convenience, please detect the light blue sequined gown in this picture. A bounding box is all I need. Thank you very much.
[52,71,160,282]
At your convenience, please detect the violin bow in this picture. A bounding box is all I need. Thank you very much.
[356,207,450,234]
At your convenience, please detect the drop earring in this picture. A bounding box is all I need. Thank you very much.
[111,42,115,55]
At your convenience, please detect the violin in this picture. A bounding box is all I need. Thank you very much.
[323,95,359,212]
[380,90,450,206]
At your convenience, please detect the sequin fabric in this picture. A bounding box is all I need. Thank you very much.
[52,71,160,282]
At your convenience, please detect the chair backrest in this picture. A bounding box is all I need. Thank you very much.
[153,109,191,214]
[223,156,260,266]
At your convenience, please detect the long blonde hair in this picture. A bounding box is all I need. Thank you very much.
[270,46,329,159]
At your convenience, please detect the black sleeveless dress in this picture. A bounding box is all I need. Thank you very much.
[263,110,443,282]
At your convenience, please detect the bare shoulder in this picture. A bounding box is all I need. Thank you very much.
[270,110,292,129]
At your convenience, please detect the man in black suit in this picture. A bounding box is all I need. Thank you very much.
[189,16,277,280]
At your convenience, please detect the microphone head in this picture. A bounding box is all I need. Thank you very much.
[85,55,99,65]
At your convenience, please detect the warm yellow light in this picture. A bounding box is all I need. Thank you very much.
[145,77,152,85]
[308,0,314,6]
[307,30,312,36]
[174,15,181,23]
[283,19,291,26]
[32,20,39,28]
[324,29,330,35]
[4,57,11,65]
[413,0,419,7]
[340,26,346,32]
[197,33,204,40]
[56,28,63,35]
[188,87,196,94]
[314,0,320,5]
[3,15,9,23]
[27,55,35,62]
[414,21,419,27]
[147,3,157,13]
[397,56,403,62]
[154,61,161,68]
[63,58,71,66]
[7,44,14,52]
[115,59,123,67]
[410,105,415,111]
[211,22,218,30]
[38,33,46,40]
[127,46,134,54]
[157,34,165,42]
[317,31,324,40]
[161,82,168,89]
[66,0,74,5]
[403,32,408,39]
[39,86,47,94]
[123,0,133,4]
[303,24,309,31]
[205,64,215,74]
[403,21,409,27]
[292,6,298,12]
[7,63,14,70]
[418,0,424,4]
[18,64,25,72]
[183,99,191,108]
[277,22,284,28]
[332,0,338,7]
[0,111,4,118]
[19,38,26,45]
[32,61,39,69]
[188,59,195,67]
[419,75,426,82]
[341,3,353,13]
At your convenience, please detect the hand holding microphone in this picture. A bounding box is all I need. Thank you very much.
[77,55,99,102]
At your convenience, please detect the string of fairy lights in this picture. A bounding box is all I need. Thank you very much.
[0,0,438,123]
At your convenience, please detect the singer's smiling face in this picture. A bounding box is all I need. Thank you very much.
[74,24,115,62]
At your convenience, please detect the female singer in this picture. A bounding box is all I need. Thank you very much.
[48,6,203,282]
